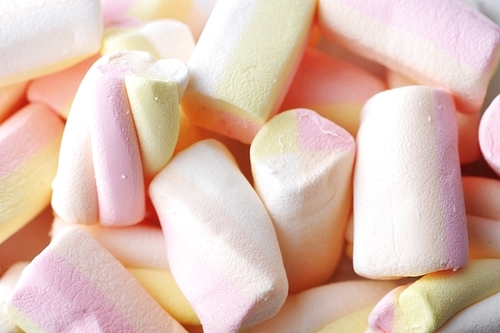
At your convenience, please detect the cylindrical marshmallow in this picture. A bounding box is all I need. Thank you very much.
[250,109,355,293]
[0,0,102,88]
[181,0,316,143]
[150,139,288,333]
[353,86,468,279]
[479,94,500,176]
[318,0,500,114]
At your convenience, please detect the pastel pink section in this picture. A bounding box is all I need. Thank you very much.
[295,108,354,151]
[9,250,137,332]
[281,49,386,108]
[368,286,401,332]
[100,0,135,25]
[433,91,468,267]
[336,0,499,71]
[479,95,500,175]
[89,65,145,226]
[0,103,63,179]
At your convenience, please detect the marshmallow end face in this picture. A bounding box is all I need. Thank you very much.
[479,94,500,176]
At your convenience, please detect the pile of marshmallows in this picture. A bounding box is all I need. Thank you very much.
[2,0,500,332]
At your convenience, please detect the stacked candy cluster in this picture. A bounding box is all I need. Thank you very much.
[1,0,500,332]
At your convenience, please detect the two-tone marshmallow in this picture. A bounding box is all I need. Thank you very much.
[353,86,468,279]
[250,109,355,293]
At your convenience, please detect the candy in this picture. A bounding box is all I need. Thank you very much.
[0,0,102,88]
[0,262,27,333]
[479,94,500,175]
[246,280,397,333]
[7,227,187,332]
[250,108,355,293]
[280,48,386,136]
[353,86,468,279]
[181,0,316,143]
[101,19,196,62]
[0,103,64,244]
[318,0,500,114]
[0,82,28,124]
[367,259,500,332]
[150,139,288,332]
[51,51,187,225]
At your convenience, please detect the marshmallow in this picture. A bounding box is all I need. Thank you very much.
[280,49,386,136]
[479,94,500,176]
[318,0,500,114]
[462,176,500,258]
[353,86,468,279]
[250,109,355,293]
[51,217,168,270]
[181,0,316,143]
[150,139,288,332]
[315,305,373,333]
[100,0,207,38]
[386,70,482,165]
[102,20,196,62]
[247,280,397,333]
[128,267,199,326]
[0,103,64,244]
[0,262,27,333]
[437,290,500,332]
[368,259,500,332]
[7,227,187,332]
[0,82,28,124]
[0,0,102,88]
[27,55,99,119]
[51,51,187,225]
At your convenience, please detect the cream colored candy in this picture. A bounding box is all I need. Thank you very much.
[250,109,355,293]
[0,103,64,244]
[315,305,374,333]
[102,19,196,62]
[0,0,102,88]
[386,70,482,164]
[479,95,500,176]
[247,280,397,333]
[354,86,468,279]
[150,139,288,333]
[318,0,500,114]
[462,176,500,259]
[0,262,27,333]
[181,0,316,144]
[7,227,187,332]
[368,259,500,332]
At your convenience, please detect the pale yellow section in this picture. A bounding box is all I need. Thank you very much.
[125,73,180,180]
[127,0,192,22]
[0,138,60,244]
[393,259,500,332]
[250,111,298,161]
[312,103,362,137]
[315,305,373,333]
[6,305,44,333]
[215,0,315,121]
[101,28,160,59]
[128,267,200,326]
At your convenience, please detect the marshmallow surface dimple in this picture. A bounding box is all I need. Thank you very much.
[353,86,468,279]
[7,227,187,333]
[150,139,288,333]
[318,0,500,114]
[251,108,355,293]
[0,0,102,88]
[181,0,316,143]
